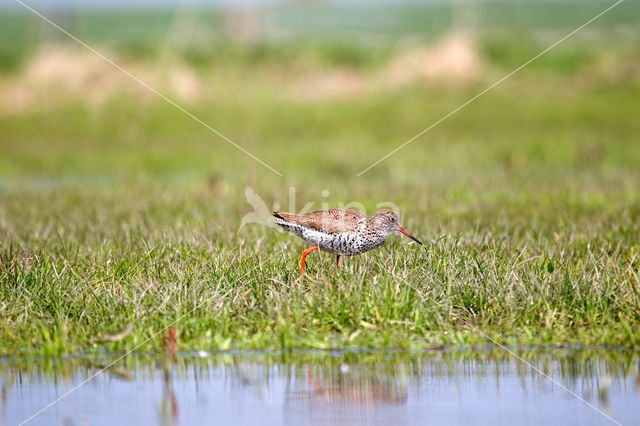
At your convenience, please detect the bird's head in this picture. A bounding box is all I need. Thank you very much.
[374,209,423,245]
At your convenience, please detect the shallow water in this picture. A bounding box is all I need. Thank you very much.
[2,349,638,426]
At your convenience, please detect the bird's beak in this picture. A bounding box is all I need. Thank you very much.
[398,227,423,245]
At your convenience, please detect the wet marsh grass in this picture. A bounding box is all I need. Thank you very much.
[1,175,638,355]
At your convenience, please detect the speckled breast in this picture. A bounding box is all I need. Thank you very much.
[315,232,385,256]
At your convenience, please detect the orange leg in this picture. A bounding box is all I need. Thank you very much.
[299,245,319,276]
[335,255,340,268]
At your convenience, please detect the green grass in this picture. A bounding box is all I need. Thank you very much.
[0,5,639,355]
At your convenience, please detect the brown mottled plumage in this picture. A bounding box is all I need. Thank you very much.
[273,209,365,234]
[273,208,422,280]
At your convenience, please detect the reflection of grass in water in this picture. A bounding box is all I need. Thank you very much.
[2,349,638,394]
[0,4,639,355]
[4,350,635,423]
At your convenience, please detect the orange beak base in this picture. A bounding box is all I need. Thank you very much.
[398,227,423,245]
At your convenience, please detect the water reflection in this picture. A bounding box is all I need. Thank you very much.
[159,326,179,426]
[2,349,638,426]
[302,364,407,404]
[160,358,178,426]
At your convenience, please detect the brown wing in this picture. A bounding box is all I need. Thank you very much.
[273,209,366,234]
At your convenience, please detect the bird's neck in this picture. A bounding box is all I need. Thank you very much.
[365,217,391,241]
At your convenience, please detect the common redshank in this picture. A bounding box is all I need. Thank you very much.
[273,209,422,277]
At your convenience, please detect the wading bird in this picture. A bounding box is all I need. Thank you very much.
[273,209,422,279]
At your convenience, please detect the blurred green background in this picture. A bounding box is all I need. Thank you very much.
[1,1,638,188]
